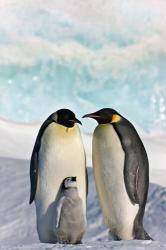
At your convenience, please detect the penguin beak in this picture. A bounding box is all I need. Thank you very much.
[69,118,82,125]
[82,113,101,119]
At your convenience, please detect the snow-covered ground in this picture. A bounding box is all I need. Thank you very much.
[0,120,166,249]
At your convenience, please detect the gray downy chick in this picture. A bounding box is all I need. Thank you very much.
[55,177,86,244]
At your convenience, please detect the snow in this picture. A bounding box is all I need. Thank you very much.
[1,241,166,250]
[0,120,166,249]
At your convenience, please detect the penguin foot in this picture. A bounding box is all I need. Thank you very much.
[109,230,121,241]
[75,240,83,244]
[113,235,121,241]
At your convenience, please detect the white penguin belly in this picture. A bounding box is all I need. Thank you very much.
[93,124,139,240]
[35,123,86,242]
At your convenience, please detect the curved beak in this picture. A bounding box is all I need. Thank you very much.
[69,118,82,125]
[82,112,101,119]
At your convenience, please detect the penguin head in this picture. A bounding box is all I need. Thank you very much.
[63,177,77,189]
[48,109,82,128]
[83,108,122,124]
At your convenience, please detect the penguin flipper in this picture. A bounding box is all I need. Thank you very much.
[56,197,65,228]
[114,120,149,205]
[86,167,88,195]
[124,147,149,205]
[29,119,51,205]
[123,151,140,204]
[29,151,38,204]
[84,153,88,196]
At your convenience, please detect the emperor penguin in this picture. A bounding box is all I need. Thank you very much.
[83,108,152,240]
[29,109,88,243]
[55,176,86,244]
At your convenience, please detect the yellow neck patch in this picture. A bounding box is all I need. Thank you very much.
[111,114,121,123]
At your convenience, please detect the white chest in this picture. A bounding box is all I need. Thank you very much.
[92,124,139,239]
[36,123,86,214]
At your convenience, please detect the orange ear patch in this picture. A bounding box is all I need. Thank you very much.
[111,114,121,123]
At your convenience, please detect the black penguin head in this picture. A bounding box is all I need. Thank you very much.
[82,108,122,124]
[63,176,77,189]
[48,109,82,128]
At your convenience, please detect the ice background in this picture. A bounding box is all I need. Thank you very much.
[0,0,165,133]
[0,0,165,249]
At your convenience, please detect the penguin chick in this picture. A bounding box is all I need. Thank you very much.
[55,177,86,244]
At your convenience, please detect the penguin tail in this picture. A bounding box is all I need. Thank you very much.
[143,230,154,241]
[134,228,153,240]
[133,210,153,240]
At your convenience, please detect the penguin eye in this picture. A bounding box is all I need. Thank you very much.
[111,114,121,123]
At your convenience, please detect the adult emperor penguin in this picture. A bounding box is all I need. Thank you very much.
[83,108,152,240]
[55,176,86,244]
[29,109,88,243]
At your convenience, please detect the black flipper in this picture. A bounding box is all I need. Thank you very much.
[85,153,88,196]
[123,153,140,204]
[29,119,51,204]
[114,118,149,205]
[29,151,38,204]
